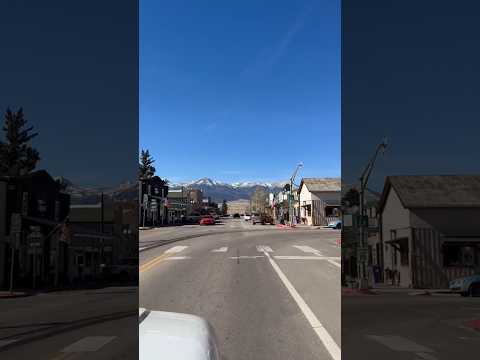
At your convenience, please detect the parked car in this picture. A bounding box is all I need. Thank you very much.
[261,214,275,225]
[200,216,215,225]
[327,220,342,229]
[139,308,220,360]
[243,214,251,221]
[449,274,480,297]
[233,213,240,218]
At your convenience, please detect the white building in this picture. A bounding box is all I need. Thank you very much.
[298,178,341,226]
[379,175,480,288]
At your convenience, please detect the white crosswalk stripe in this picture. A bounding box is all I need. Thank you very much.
[61,336,116,352]
[165,246,189,254]
[293,245,323,255]
[256,245,273,253]
[212,246,228,252]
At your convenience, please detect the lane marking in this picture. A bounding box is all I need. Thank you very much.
[327,259,341,268]
[293,245,323,255]
[367,335,434,353]
[139,253,171,273]
[274,256,341,260]
[262,250,340,360]
[164,256,191,260]
[228,256,264,259]
[165,245,188,254]
[257,245,273,253]
[61,336,116,352]
[0,339,18,348]
[212,246,228,252]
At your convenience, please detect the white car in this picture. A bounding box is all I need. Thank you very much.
[243,214,251,221]
[139,308,220,360]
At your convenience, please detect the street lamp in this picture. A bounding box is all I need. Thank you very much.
[358,138,387,289]
[289,162,303,225]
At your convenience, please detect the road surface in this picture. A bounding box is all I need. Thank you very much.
[140,218,341,360]
[343,291,480,360]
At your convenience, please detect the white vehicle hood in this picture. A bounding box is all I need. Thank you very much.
[139,308,216,360]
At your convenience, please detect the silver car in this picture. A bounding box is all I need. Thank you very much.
[449,274,480,297]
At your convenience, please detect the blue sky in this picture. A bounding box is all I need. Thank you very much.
[140,0,340,184]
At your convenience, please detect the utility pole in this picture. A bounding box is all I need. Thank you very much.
[289,162,303,225]
[358,138,387,289]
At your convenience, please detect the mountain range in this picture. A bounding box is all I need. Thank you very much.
[59,177,288,204]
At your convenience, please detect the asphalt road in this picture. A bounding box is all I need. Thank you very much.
[343,291,480,360]
[0,286,138,360]
[140,218,341,360]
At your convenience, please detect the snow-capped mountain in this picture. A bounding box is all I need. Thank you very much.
[171,177,288,202]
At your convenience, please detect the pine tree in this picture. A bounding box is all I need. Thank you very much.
[0,108,40,176]
[139,149,156,179]
[221,199,228,215]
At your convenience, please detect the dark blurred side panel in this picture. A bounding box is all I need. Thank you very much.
[0,1,138,359]
[342,1,480,359]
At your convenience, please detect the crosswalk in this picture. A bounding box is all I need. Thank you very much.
[143,244,341,267]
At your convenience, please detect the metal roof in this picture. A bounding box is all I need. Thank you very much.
[380,175,480,209]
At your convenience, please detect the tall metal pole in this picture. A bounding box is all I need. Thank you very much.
[358,139,387,289]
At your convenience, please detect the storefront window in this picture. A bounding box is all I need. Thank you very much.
[443,244,478,267]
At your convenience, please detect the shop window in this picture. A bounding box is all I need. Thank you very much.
[444,244,477,267]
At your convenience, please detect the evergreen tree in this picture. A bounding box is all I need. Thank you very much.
[0,108,40,176]
[221,199,228,215]
[139,149,156,179]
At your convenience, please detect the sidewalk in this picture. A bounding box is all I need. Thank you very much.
[0,290,30,299]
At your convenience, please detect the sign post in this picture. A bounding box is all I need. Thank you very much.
[29,226,42,289]
[9,213,22,293]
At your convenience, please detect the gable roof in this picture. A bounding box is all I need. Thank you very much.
[299,178,341,193]
[379,175,480,211]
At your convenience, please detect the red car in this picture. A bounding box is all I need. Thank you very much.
[199,216,215,225]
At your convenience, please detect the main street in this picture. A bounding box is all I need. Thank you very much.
[140,218,341,360]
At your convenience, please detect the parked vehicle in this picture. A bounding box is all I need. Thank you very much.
[327,220,342,229]
[139,308,220,360]
[449,274,480,297]
[243,214,251,221]
[261,214,275,225]
[200,216,215,225]
[251,213,261,225]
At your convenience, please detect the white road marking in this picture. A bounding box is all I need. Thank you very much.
[165,246,188,254]
[139,246,147,251]
[257,245,273,253]
[61,336,116,352]
[228,255,264,259]
[261,250,340,360]
[327,259,341,268]
[367,335,434,353]
[293,245,323,256]
[212,246,228,252]
[274,256,341,260]
[416,352,439,360]
[164,256,191,260]
[0,339,18,348]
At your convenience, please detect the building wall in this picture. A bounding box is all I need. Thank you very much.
[381,187,411,287]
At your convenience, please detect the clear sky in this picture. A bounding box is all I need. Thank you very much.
[140,0,340,184]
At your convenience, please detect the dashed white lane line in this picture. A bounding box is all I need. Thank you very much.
[257,245,273,253]
[165,246,189,254]
[229,255,264,259]
[61,336,116,352]
[164,256,191,260]
[261,250,340,360]
[212,246,228,252]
